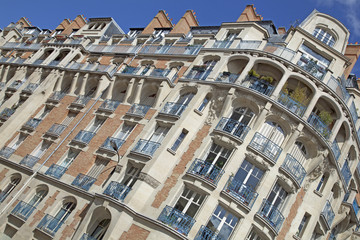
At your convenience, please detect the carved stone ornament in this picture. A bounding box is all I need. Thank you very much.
[205,89,227,124]
[244,152,270,171]
[277,172,296,193]
[212,135,237,149]
[138,172,160,189]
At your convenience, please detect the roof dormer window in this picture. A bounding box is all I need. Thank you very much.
[313,27,335,47]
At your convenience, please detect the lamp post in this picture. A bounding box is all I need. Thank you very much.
[110,139,121,173]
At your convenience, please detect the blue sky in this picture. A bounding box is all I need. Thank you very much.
[1,0,360,75]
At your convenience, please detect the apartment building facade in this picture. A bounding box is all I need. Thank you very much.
[0,5,359,240]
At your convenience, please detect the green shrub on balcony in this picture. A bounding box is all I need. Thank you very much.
[248,69,260,78]
[319,110,333,126]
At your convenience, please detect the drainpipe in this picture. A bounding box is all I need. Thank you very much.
[0,83,110,215]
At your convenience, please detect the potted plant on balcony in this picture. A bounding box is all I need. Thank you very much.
[260,75,274,84]
[248,69,260,78]
[289,84,310,105]
[319,110,333,126]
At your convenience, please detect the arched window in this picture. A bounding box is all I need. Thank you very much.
[259,121,285,146]
[89,219,110,240]
[313,27,335,47]
[230,107,254,125]
[290,141,307,164]
[0,177,20,202]
[12,188,48,220]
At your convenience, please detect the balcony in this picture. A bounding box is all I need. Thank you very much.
[23,118,42,130]
[277,91,307,117]
[186,67,211,81]
[72,95,91,107]
[121,66,140,75]
[103,181,131,201]
[98,99,120,112]
[7,80,24,91]
[223,176,258,209]
[257,199,285,233]
[341,161,352,186]
[45,164,67,179]
[331,140,341,160]
[22,83,39,94]
[46,124,67,137]
[48,60,60,67]
[160,102,187,117]
[321,200,335,229]
[33,59,44,66]
[216,72,239,84]
[263,43,296,62]
[11,201,36,221]
[100,137,125,152]
[280,154,306,186]
[80,233,97,240]
[48,91,66,103]
[37,214,64,236]
[140,45,201,55]
[158,205,195,235]
[72,130,95,145]
[0,147,15,159]
[150,68,171,78]
[212,40,233,49]
[0,108,15,121]
[297,55,326,81]
[19,154,40,169]
[249,133,282,163]
[71,173,96,191]
[215,117,250,141]
[237,40,262,50]
[126,104,151,118]
[241,75,274,96]
[0,82,5,91]
[327,76,350,103]
[131,139,160,157]
[194,225,221,240]
[187,159,224,186]
[307,113,331,140]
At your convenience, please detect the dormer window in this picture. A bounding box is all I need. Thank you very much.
[52,29,63,37]
[128,30,140,39]
[313,27,335,47]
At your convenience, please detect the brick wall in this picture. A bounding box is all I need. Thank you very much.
[118,224,150,240]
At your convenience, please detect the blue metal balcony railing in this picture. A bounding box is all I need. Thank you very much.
[241,75,275,96]
[321,200,335,228]
[37,214,64,236]
[297,55,326,81]
[140,45,201,55]
[307,113,331,140]
[277,91,307,117]
[71,173,96,191]
[20,154,40,168]
[48,91,66,102]
[121,66,140,75]
[237,40,262,50]
[33,59,44,66]
[212,40,233,49]
[45,164,67,179]
[98,99,120,112]
[80,233,97,240]
[11,201,36,220]
[126,104,151,117]
[0,108,15,120]
[194,225,221,240]
[72,95,91,107]
[23,118,42,130]
[73,130,96,145]
[158,205,195,235]
[160,102,187,117]
[350,101,359,123]
[341,161,352,186]
[48,60,60,67]
[331,140,341,161]
[150,68,171,78]
[327,76,350,103]
[257,199,285,233]
[22,83,39,93]
[103,181,131,201]
[8,80,24,90]
[264,43,296,62]
[101,137,125,152]
[281,154,306,186]
[46,124,67,137]
[249,132,282,162]
[187,159,225,186]
[224,176,258,209]
[0,147,16,159]
[216,72,239,83]
[215,117,250,141]
[186,68,212,81]
[131,139,160,157]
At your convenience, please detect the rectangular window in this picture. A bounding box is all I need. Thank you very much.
[197,97,209,112]
[58,149,79,168]
[170,129,188,151]
[204,143,232,169]
[296,213,310,237]
[115,123,135,141]
[31,141,51,158]
[121,164,142,188]
[87,117,105,133]
[62,112,77,126]
[206,205,239,240]
[174,187,205,218]
[8,133,27,150]
[234,159,264,189]
[148,125,169,143]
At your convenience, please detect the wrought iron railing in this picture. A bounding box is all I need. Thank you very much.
[307,113,331,140]
[321,200,335,228]
[103,181,131,201]
[158,205,195,235]
[215,117,250,141]
[241,75,274,96]
[11,201,36,220]
[249,132,282,162]
[281,154,306,186]
[223,176,259,208]
[37,214,64,236]
[73,130,96,145]
[131,139,160,157]
[71,173,96,191]
[45,164,67,179]
[126,104,151,117]
[187,159,224,185]
[257,199,285,233]
[98,99,120,112]
[160,102,187,117]
[100,137,125,152]
[46,124,67,136]
[20,154,40,168]
[277,91,307,117]
[194,225,221,240]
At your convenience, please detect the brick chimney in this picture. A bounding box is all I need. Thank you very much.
[237,5,263,22]
[170,10,199,35]
[141,10,173,35]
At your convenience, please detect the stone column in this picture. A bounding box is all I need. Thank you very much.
[69,73,80,95]
[252,102,272,131]
[54,71,65,92]
[124,78,135,103]
[133,79,144,104]
[219,87,236,117]
[302,94,321,121]
[236,56,256,84]
[79,73,89,96]
[1,66,10,83]
[329,116,345,143]
[105,80,115,100]
[283,124,303,152]
[153,81,165,108]
[270,70,291,100]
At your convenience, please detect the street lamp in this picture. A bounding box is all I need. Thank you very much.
[110,139,121,173]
